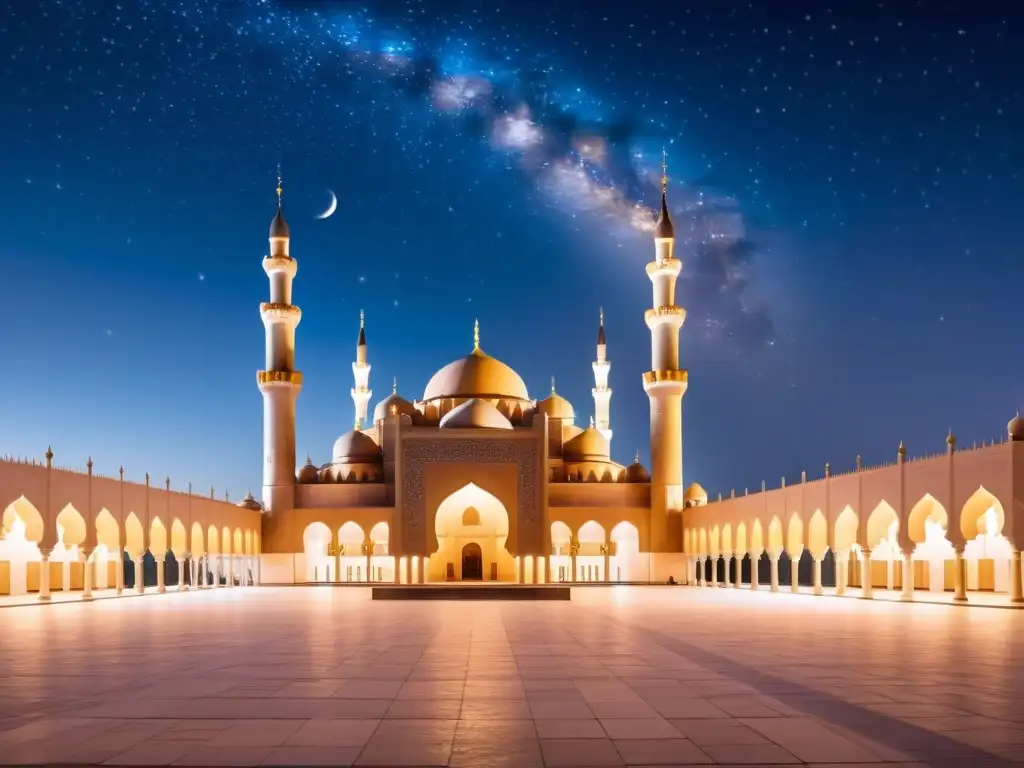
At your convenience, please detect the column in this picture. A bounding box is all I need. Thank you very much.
[365,546,372,583]
[115,548,124,595]
[213,556,220,588]
[227,553,234,587]
[791,552,801,593]
[749,552,760,590]
[953,547,967,602]
[769,553,779,592]
[812,555,823,596]
[570,547,578,584]
[734,556,742,588]
[603,543,611,583]
[1009,551,1023,604]
[518,557,525,584]
[901,554,914,601]
[156,556,166,594]
[82,550,94,600]
[135,556,145,594]
[835,550,846,596]
[860,548,873,599]
[723,555,732,587]
[38,549,52,602]
[533,556,540,584]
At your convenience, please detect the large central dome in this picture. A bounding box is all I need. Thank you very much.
[423,321,529,403]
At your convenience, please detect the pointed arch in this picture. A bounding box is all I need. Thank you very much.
[767,516,784,553]
[2,496,44,543]
[149,517,168,555]
[207,524,220,554]
[808,510,828,555]
[551,521,572,553]
[233,528,243,555]
[866,501,899,550]
[908,494,948,544]
[338,521,365,550]
[735,522,748,554]
[960,486,1005,541]
[577,520,605,545]
[786,513,804,556]
[56,504,87,548]
[221,526,231,555]
[190,522,205,556]
[170,519,188,557]
[721,523,733,554]
[369,522,389,555]
[125,513,145,558]
[708,525,720,555]
[95,508,119,551]
[697,527,708,554]
[750,519,764,552]
[833,505,858,551]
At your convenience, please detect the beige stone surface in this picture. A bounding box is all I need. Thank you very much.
[0,585,1019,766]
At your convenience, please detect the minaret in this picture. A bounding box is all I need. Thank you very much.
[258,170,302,514]
[351,310,371,429]
[643,150,687,550]
[592,307,613,445]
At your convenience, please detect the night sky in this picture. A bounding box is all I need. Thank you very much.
[1,0,1020,501]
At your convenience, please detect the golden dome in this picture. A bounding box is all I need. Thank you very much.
[374,392,416,423]
[1008,410,1024,442]
[332,430,381,463]
[423,349,529,403]
[563,426,610,461]
[684,482,708,507]
[296,456,320,484]
[537,392,574,421]
[439,398,513,430]
[623,454,649,483]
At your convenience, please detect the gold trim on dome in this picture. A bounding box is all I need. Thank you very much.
[257,370,303,386]
[642,369,688,385]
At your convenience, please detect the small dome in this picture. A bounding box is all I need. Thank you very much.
[654,190,674,240]
[537,392,574,421]
[623,456,649,483]
[237,491,262,511]
[439,398,513,430]
[297,456,320,484]
[374,392,416,423]
[270,205,290,239]
[332,430,382,463]
[1009,410,1024,441]
[563,426,610,461]
[684,482,708,507]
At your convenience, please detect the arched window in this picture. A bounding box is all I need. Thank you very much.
[462,506,481,526]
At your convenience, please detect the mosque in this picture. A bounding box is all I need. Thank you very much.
[1,165,1023,604]
[257,168,691,585]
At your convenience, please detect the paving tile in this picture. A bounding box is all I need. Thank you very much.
[612,737,713,765]
[702,743,802,763]
[260,745,361,765]
[540,737,625,766]
[283,718,379,747]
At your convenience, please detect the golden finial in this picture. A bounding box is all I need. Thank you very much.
[898,440,907,457]
[660,147,668,194]
[634,450,640,464]
[551,376,556,394]
[392,376,397,395]
[599,306,604,327]
[360,309,364,329]
[473,318,480,352]
[275,164,283,207]
[589,415,595,428]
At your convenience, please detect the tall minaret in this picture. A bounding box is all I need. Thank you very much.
[351,310,371,429]
[592,307,613,445]
[258,170,302,514]
[643,150,687,550]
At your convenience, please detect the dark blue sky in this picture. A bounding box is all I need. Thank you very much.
[1,0,1020,500]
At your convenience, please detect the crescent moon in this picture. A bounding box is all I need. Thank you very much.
[316,189,337,219]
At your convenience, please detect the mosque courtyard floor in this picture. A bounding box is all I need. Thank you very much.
[0,586,1021,767]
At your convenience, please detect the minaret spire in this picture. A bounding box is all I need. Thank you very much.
[352,310,372,430]
[258,171,302,513]
[472,318,481,353]
[644,146,687,551]
[592,306,613,445]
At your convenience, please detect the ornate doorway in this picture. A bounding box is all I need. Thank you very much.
[461,542,483,580]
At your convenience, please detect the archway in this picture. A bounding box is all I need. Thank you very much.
[908,494,953,593]
[866,501,900,591]
[610,521,642,582]
[0,497,44,596]
[302,522,332,583]
[338,521,366,582]
[94,508,120,590]
[961,487,1011,592]
[432,483,511,581]
[53,504,87,590]
[550,521,572,582]
[461,542,483,580]
[368,522,391,583]
[577,521,605,582]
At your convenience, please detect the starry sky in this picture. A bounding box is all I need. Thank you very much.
[1,0,1020,501]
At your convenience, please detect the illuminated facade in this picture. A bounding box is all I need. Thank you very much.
[259,169,690,586]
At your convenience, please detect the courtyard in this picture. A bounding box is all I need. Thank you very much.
[0,587,1020,767]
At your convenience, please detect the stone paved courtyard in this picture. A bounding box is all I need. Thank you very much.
[1,586,1022,767]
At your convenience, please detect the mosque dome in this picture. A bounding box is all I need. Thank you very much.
[237,491,262,511]
[374,392,416,423]
[684,482,708,507]
[563,426,610,461]
[332,430,382,463]
[1009,410,1024,441]
[623,456,650,483]
[296,456,320,484]
[439,398,513,430]
[423,324,529,403]
[537,392,574,421]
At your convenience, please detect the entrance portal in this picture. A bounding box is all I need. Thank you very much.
[462,543,483,580]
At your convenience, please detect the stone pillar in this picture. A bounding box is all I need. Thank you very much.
[115,549,124,595]
[603,543,611,583]
[749,552,760,590]
[835,550,846,596]
[812,555,823,596]
[901,554,914,601]
[860,548,873,599]
[212,556,220,588]
[227,554,234,587]
[365,547,372,583]
[38,549,52,602]
[734,556,742,588]
[570,550,578,583]
[769,553,779,592]
[135,556,145,594]
[82,550,94,601]
[1010,551,1023,604]
[156,556,166,594]
[790,553,801,593]
[953,548,967,602]
[723,555,731,588]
